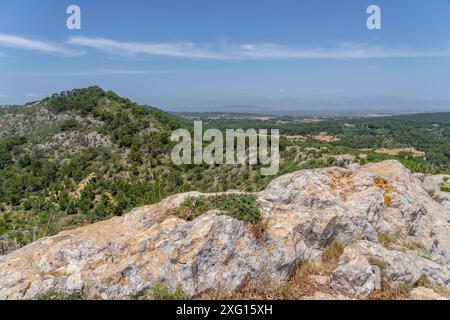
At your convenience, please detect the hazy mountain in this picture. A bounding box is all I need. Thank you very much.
[163,96,450,116]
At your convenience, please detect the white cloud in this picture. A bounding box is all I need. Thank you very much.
[2,33,449,61]
[0,33,82,56]
[25,93,43,99]
[8,69,175,77]
[68,36,450,60]
[67,36,229,59]
[94,69,175,75]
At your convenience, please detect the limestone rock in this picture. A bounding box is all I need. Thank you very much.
[331,241,450,297]
[332,154,355,167]
[1,160,450,300]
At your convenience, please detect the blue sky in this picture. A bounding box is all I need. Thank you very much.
[1,0,450,111]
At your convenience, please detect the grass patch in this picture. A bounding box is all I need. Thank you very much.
[426,188,447,203]
[36,291,85,300]
[322,240,345,266]
[377,231,400,249]
[202,241,346,300]
[415,274,432,288]
[441,186,450,193]
[426,188,436,198]
[248,219,269,242]
[151,284,189,300]
[203,263,324,300]
[414,274,450,298]
[171,194,261,224]
[369,283,412,300]
[404,240,426,252]
[433,285,450,298]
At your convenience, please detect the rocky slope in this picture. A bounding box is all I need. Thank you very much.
[0,160,449,300]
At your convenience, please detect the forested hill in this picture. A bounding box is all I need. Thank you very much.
[0,87,188,246]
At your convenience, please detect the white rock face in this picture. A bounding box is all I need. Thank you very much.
[0,160,449,299]
[415,174,450,212]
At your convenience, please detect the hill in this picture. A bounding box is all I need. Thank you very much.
[0,87,187,247]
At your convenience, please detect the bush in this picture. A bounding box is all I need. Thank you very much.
[172,194,261,224]
[151,284,189,300]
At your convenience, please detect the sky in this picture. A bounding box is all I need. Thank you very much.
[1,0,450,112]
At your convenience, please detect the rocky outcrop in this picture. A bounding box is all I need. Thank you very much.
[0,160,449,300]
[414,173,450,211]
[332,154,355,167]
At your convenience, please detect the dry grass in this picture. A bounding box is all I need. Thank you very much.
[425,189,447,204]
[0,235,17,255]
[248,219,269,243]
[313,133,340,142]
[202,262,330,300]
[321,240,345,267]
[413,274,450,298]
[369,284,412,300]
[416,274,432,288]
[404,240,426,252]
[368,255,412,300]
[377,231,400,249]
[201,240,345,300]
[375,148,425,158]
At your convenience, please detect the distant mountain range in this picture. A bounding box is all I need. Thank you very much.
[162,96,450,116]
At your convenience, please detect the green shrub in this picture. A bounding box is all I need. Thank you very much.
[36,291,85,300]
[172,194,261,224]
[151,284,189,300]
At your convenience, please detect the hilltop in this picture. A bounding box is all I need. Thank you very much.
[0,87,186,247]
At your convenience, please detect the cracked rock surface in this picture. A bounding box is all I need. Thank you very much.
[1,160,449,299]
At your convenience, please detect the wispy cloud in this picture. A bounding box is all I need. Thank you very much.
[95,69,175,75]
[5,69,175,77]
[67,36,229,59]
[2,33,450,61]
[25,93,43,99]
[68,36,450,60]
[0,33,82,56]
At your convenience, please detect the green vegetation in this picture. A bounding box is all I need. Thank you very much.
[36,291,85,300]
[378,231,400,249]
[151,284,189,300]
[0,87,189,247]
[172,194,261,224]
[194,112,450,174]
[321,239,345,263]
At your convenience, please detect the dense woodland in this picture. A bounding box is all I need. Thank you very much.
[0,87,449,250]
